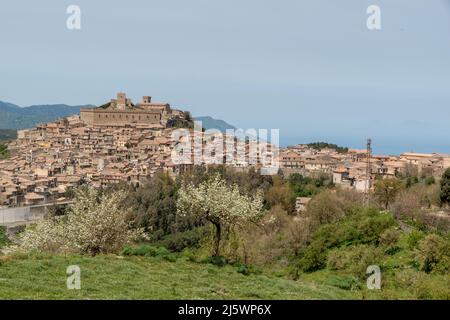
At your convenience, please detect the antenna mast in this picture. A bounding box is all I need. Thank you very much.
[364,138,372,207]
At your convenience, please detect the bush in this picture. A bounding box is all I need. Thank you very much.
[326,275,361,291]
[234,205,312,266]
[265,176,296,213]
[393,269,450,299]
[121,244,176,261]
[415,234,450,274]
[0,226,10,248]
[327,245,384,278]
[153,227,208,252]
[379,228,401,254]
[19,188,145,255]
[295,240,328,272]
[292,208,395,274]
[312,208,397,248]
[406,230,425,249]
[440,168,450,206]
[235,263,262,276]
[203,255,227,267]
[392,184,440,221]
[425,177,435,185]
[305,190,345,226]
[122,244,158,256]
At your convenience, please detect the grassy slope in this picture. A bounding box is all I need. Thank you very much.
[0,254,356,300]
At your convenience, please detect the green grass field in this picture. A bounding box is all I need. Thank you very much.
[0,253,358,300]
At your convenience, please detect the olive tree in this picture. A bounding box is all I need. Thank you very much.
[374,178,403,210]
[177,174,264,257]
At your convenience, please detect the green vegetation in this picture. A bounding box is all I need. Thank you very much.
[0,253,356,300]
[2,165,450,300]
[0,101,90,130]
[307,142,349,154]
[166,112,194,129]
[288,173,334,197]
[0,143,10,159]
[0,227,10,248]
[374,178,403,209]
[440,168,450,206]
[0,129,17,141]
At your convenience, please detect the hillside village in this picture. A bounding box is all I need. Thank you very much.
[1,92,450,208]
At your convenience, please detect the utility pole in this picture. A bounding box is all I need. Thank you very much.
[364,138,372,207]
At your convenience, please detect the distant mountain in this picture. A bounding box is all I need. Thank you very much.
[0,129,17,141]
[194,116,236,132]
[0,100,235,134]
[0,101,94,130]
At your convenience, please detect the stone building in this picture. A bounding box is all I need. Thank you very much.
[80,93,171,128]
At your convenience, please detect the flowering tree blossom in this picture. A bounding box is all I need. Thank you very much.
[20,188,145,255]
[177,174,264,257]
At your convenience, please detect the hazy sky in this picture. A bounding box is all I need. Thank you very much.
[1,0,450,154]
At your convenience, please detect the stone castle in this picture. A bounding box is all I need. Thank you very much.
[80,93,180,128]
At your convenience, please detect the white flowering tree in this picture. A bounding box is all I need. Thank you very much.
[177,174,264,257]
[20,188,145,255]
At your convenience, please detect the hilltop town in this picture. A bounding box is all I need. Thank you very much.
[1,93,450,208]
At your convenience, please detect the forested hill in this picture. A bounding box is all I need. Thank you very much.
[0,101,94,130]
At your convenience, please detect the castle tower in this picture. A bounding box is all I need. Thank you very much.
[116,92,127,110]
[142,96,152,104]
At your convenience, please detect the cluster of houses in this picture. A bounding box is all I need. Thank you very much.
[1,92,450,209]
[0,93,276,207]
[280,144,450,193]
[0,93,188,207]
[281,145,450,214]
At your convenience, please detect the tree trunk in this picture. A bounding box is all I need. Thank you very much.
[212,222,221,257]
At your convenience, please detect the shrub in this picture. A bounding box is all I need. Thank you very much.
[265,176,296,213]
[236,264,250,275]
[406,230,425,249]
[293,208,395,274]
[379,228,401,254]
[0,226,10,248]
[19,188,145,255]
[415,234,450,274]
[305,190,345,226]
[203,255,227,267]
[122,244,158,256]
[312,208,397,248]
[392,184,440,221]
[440,168,450,206]
[326,245,384,278]
[234,205,312,266]
[391,269,450,299]
[121,244,176,261]
[235,263,262,276]
[295,240,328,272]
[181,248,197,262]
[153,227,208,252]
[425,177,436,185]
[326,275,361,291]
